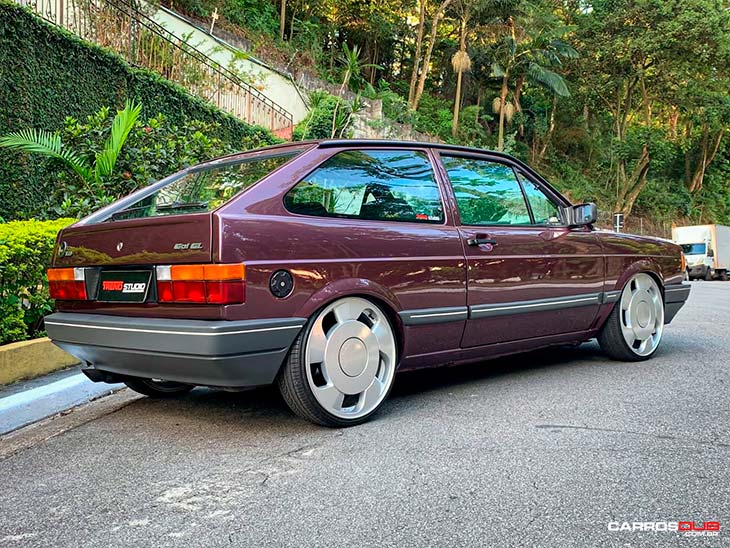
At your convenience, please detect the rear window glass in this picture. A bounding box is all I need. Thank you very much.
[284,150,444,223]
[108,151,299,221]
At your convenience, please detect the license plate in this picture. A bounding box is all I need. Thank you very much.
[97,270,152,303]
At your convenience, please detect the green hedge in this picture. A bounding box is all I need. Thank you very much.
[0,2,278,220]
[0,218,76,345]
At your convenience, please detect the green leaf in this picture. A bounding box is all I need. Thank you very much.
[94,100,142,183]
[0,129,92,181]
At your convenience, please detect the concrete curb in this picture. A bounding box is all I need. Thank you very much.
[0,338,79,386]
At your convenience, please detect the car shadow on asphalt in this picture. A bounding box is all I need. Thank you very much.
[130,341,608,426]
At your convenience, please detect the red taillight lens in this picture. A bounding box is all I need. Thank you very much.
[47,268,87,300]
[156,264,245,304]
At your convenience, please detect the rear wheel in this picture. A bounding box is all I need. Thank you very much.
[598,273,664,361]
[277,296,398,427]
[124,378,194,398]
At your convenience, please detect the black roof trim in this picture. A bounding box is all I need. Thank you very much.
[318,139,516,159]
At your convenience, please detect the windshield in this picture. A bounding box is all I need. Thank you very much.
[681,243,706,255]
[108,151,299,221]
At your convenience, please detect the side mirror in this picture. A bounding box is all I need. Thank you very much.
[708,248,715,258]
[562,203,597,227]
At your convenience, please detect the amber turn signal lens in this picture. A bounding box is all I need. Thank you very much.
[680,252,687,272]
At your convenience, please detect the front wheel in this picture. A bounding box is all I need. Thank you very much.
[598,273,664,361]
[124,378,194,398]
[277,297,398,427]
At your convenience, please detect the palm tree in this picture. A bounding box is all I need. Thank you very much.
[0,100,142,187]
[451,16,472,137]
[330,44,381,138]
[488,11,578,150]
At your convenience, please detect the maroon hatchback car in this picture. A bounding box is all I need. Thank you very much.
[45,140,690,426]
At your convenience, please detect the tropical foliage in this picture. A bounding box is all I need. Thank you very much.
[0,218,75,345]
[169,0,730,230]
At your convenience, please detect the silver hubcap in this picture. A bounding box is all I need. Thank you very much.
[619,273,664,356]
[305,297,397,419]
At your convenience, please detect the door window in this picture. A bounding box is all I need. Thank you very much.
[518,173,562,225]
[441,155,531,225]
[284,150,444,223]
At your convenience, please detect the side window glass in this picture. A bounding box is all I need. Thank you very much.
[519,173,562,225]
[284,150,444,223]
[441,155,531,225]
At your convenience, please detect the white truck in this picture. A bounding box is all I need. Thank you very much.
[672,225,730,280]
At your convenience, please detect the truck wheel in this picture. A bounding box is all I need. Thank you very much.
[124,378,194,398]
[598,273,664,361]
[277,296,398,427]
[720,271,729,281]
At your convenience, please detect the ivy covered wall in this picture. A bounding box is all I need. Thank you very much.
[0,2,277,220]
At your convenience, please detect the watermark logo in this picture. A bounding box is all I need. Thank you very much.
[607,521,721,537]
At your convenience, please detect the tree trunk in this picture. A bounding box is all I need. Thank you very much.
[497,74,509,151]
[687,125,724,193]
[279,0,286,41]
[537,94,556,160]
[451,17,467,138]
[615,145,651,215]
[514,76,524,137]
[413,0,453,111]
[407,0,427,108]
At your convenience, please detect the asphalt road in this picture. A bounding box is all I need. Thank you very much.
[1,282,728,547]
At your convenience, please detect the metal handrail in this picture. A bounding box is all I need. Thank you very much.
[22,0,294,138]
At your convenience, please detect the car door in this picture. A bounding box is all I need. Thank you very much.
[435,151,604,348]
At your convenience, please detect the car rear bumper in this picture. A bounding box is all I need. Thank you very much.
[45,312,306,388]
[664,283,691,324]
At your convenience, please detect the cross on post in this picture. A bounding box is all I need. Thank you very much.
[209,7,219,34]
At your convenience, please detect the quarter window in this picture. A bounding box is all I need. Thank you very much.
[441,155,531,225]
[284,150,444,223]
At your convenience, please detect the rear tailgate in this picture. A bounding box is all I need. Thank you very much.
[53,213,213,267]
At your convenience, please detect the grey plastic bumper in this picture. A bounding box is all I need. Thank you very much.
[45,312,306,388]
[664,283,691,324]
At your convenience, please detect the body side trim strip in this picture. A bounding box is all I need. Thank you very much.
[399,307,468,326]
[469,293,602,319]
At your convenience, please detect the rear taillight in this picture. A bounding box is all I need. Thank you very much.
[48,268,87,300]
[156,264,245,304]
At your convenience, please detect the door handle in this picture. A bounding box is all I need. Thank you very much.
[467,237,497,246]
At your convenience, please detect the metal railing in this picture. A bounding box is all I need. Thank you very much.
[22,0,294,139]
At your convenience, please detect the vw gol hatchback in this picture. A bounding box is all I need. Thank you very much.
[45,140,690,426]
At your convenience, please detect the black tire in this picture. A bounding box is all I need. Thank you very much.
[597,303,657,362]
[277,303,397,428]
[597,274,664,362]
[124,378,194,398]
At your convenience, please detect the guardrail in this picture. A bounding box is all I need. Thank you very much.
[21,0,294,139]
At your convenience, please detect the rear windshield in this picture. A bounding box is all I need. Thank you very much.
[108,151,299,221]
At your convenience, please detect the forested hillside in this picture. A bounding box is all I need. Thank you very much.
[168,0,730,232]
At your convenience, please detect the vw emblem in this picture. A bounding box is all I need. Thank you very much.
[116,241,124,252]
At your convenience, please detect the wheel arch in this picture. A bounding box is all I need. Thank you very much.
[293,278,405,360]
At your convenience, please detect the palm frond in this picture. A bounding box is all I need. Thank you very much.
[0,129,92,181]
[528,63,570,96]
[94,100,142,182]
[491,62,506,77]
